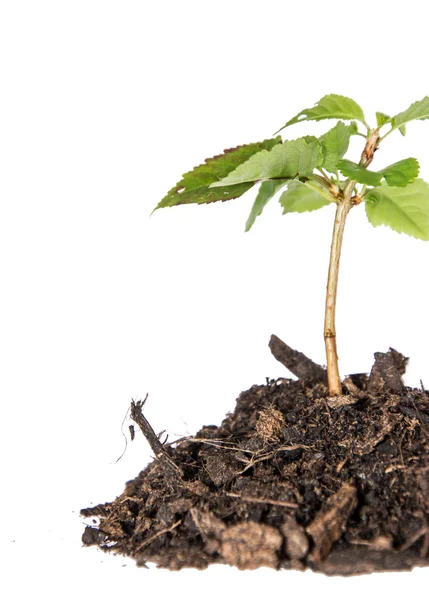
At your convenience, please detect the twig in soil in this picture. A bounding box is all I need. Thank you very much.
[422,530,429,558]
[130,395,183,484]
[385,463,407,474]
[187,437,246,452]
[397,430,406,467]
[342,376,367,399]
[237,444,310,473]
[269,335,328,384]
[119,496,143,504]
[134,519,182,553]
[349,536,393,550]
[185,434,309,474]
[411,398,429,438]
[398,526,429,557]
[224,492,298,509]
[186,436,310,460]
[322,399,333,425]
[306,483,358,564]
[336,458,347,473]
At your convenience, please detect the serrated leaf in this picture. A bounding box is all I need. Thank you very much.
[365,179,429,241]
[245,180,288,232]
[154,137,281,210]
[379,158,419,187]
[376,112,391,127]
[337,159,382,186]
[279,180,332,214]
[276,94,365,133]
[318,121,356,172]
[302,135,318,144]
[391,96,429,132]
[210,138,324,187]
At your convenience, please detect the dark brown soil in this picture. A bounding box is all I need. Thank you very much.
[81,338,429,575]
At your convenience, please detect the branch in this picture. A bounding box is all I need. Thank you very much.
[368,350,406,395]
[130,396,183,485]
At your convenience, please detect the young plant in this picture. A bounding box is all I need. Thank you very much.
[154,95,429,396]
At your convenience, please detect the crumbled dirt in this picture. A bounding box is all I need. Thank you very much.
[81,341,429,575]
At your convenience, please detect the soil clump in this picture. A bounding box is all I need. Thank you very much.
[81,338,429,574]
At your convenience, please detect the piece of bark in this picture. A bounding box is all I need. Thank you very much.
[281,516,309,560]
[342,376,367,399]
[190,508,226,555]
[318,546,428,576]
[306,483,358,564]
[269,334,328,384]
[220,522,283,570]
[368,350,406,395]
[82,526,108,546]
[388,347,409,376]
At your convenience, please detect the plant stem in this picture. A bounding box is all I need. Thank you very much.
[324,199,353,396]
[317,167,332,183]
[324,129,380,396]
[304,180,337,204]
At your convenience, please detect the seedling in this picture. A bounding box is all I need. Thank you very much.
[154,95,429,396]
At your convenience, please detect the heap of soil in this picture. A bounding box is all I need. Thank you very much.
[81,337,429,575]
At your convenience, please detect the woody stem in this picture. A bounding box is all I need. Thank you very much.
[324,199,352,396]
[323,128,380,396]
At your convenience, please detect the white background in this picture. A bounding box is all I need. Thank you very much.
[1,1,428,598]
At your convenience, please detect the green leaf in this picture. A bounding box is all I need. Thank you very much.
[365,179,429,241]
[337,159,382,186]
[376,112,391,127]
[279,180,332,214]
[339,158,419,188]
[210,138,324,187]
[379,158,419,187]
[245,180,288,232]
[301,135,318,144]
[154,137,281,210]
[391,96,429,132]
[399,125,406,136]
[318,121,357,172]
[276,94,366,132]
